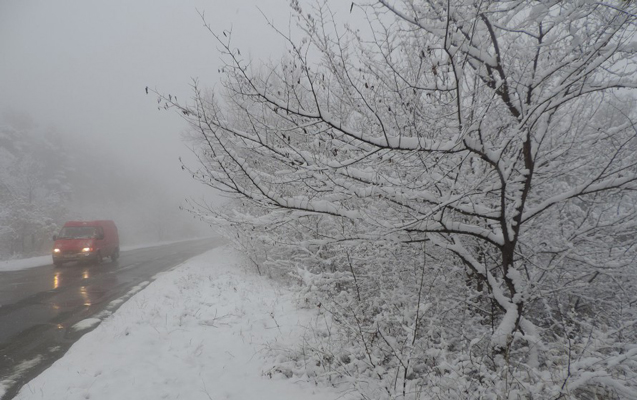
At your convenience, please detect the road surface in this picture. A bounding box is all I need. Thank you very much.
[0,238,223,399]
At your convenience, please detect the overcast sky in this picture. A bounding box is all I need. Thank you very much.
[0,0,294,202]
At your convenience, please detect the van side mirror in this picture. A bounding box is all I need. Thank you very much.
[52,235,57,241]
[97,233,104,240]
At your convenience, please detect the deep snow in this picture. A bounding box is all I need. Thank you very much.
[7,246,352,400]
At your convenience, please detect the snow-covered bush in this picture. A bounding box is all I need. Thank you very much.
[168,0,637,398]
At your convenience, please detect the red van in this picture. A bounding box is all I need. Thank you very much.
[52,220,120,266]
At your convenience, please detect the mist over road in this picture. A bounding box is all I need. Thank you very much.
[0,237,224,399]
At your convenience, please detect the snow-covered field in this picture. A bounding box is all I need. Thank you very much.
[11,246,351,400]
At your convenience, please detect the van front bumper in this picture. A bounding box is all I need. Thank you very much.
[53,251,98,262]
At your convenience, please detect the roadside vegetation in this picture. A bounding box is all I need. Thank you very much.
[160,1,637,398]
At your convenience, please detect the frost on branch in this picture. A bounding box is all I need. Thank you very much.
[172,0,637,398]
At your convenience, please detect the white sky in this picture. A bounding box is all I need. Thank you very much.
[0,0,293,201]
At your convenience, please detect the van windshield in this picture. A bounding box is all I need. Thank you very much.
[57,226,98,239]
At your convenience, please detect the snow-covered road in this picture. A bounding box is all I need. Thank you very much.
[6,246,350,400]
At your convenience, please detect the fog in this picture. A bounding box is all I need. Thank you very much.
[0,0,292,257]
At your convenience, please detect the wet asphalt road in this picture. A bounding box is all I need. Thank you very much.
[0,237,224,399]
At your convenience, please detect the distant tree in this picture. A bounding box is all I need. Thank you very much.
[0,116,70,257]
[164,1,637,398]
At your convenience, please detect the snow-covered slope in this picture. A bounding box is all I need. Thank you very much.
[12,246,350,400]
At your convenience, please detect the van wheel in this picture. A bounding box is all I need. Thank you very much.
[96,252,103,265]
[111,248,119,262]
[54,261,63,267]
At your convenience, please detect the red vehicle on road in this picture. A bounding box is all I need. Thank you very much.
[52,220,120,266]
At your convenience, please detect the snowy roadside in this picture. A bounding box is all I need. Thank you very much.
[0,256,52,273]
[11,246,351,400]
[0,238,208,272]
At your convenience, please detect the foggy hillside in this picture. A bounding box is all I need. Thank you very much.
[0,110,209,259]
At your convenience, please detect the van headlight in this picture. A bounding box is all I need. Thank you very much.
[53,248,61,253]
[81,247,92,252]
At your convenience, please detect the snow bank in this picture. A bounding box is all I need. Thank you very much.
[71,318,101,332]
[0,256,51,273]
[14,246,350,400]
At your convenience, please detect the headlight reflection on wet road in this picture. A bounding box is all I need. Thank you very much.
[79,286,91,307]
[52,267,94,306]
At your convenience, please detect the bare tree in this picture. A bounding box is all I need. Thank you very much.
[162,0,637,397]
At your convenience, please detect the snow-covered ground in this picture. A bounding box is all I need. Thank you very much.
[0,239,206,272]
[10,246,352,400]
[0,255,52,273]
